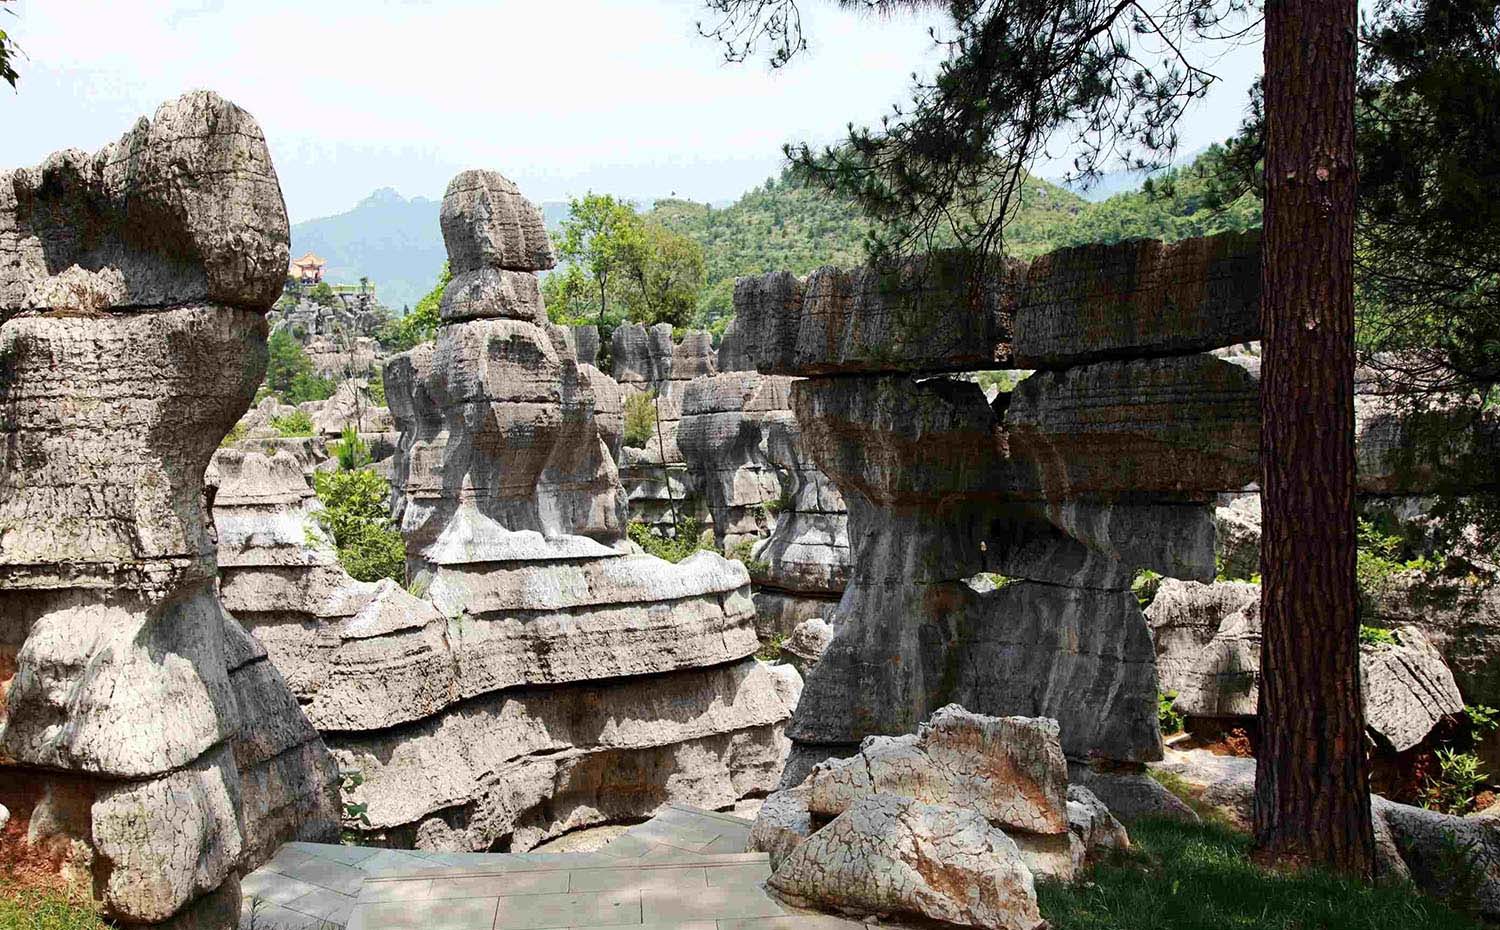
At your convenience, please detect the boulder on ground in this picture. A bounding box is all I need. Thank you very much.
[805,705,1069,835]
[769,794,1044,930]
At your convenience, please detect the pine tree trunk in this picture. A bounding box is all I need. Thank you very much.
[1254,0,1374,876]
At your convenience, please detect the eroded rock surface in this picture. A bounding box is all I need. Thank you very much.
[0,92,337,927]
[1148,579,1464,751]
[769,794,1044,930]
[757,706,1121,929]
[359,171,797,851]
[733,236,1263,777]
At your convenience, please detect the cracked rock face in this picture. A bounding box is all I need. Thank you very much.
[755,706,1126,928]
[771,794,1044,930]
[0,91,289,312]
[353,172,797,851]
[734,236,1263,774]
[1147,579,1464,751]
[678,368,851,635]
[0,92,337,927]
[805,706,1069,835]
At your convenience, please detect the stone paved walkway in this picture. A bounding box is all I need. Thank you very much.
[242,805,853,930]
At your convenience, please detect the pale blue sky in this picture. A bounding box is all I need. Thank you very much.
[1,0,1262,223]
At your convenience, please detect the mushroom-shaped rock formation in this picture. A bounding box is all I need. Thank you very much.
[0,92,338,928]
[369,171,799,852]
[732,231,1264,786]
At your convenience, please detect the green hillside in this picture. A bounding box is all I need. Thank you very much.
[303,146,1259,331]
[645,149,1259,329]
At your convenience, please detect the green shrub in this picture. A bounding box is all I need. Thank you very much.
[623,391,657,448]
[313,468,405,583]
[1359,624,1399,647]
[1132,569,1163,608]
[339,769,371,844]
[332,425,371,471]
[756,633,787,662]
[219,421,247,448]
[628,518,708,563]
[1424,748,1489,816]
[1357,517,1438,608]
[285,370,336,404]
[270,410,314,437]
[1158,690,1185,736]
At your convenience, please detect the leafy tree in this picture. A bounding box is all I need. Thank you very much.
[378,263,449,351]
[618,221,706,328]
[555,193,641,345]
[702,0,1374,874]
[1,1,20,89]
[309,280,338,308]
[313,467,405,583]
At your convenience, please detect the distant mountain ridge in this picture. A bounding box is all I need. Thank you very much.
[291,148,1257,322]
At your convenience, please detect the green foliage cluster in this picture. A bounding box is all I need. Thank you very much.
[627,518,710,563]
[269,410,314,438]
[338,769,371,844]
[545,194,707,349]
[264,328,335,404]
[0,881,109,930]
[1034,817,1481,929]
[312,467,405,583]
[1357,517,1440,609]
[332,425,371,471]
[622,390,658,448]
[1158,690,1184,736]
[1423,703,1500,816]
[1359,625,1399,647]
[755,632,786,662]
[219,421,247,448]
[1132,569,1163,608]
[1425,748,1489,817]
[308,280,338,308]
[378,263,449,351]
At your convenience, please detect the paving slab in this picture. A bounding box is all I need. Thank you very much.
[243,804,774,930]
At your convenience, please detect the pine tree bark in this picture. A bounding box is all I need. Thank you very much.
[1254,0,1374,876]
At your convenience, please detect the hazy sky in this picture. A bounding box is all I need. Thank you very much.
[1,0,1262,223]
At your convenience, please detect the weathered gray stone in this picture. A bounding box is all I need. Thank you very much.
[1004,354,1261,499]
[1148,580,1464,751]
[439,170,553,273]
[1371,577,1500,707]
[805,706,1069,835]
[334,658,798,850]
[440,267,546,322]
[1012,230,1260,369]
[736,253,1013,376]
[748,785,815,870]
[781,617,834,676]
[1067,763,1199,825]
[1214,492,1261,580]
[90,746,243,924]
[768,794,1043,930]
[0,93,336,929]
[1149,749,1496,910]
[0,91,289,311]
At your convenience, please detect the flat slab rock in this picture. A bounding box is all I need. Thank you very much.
[805,705,1069,835]
[768,794,1044,930]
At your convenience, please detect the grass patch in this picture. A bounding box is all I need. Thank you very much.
[628,518,710,563]
[756,633,786,662]
[1036,817,1482,930]
[0,879,108,930]
[270,409,314,438]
